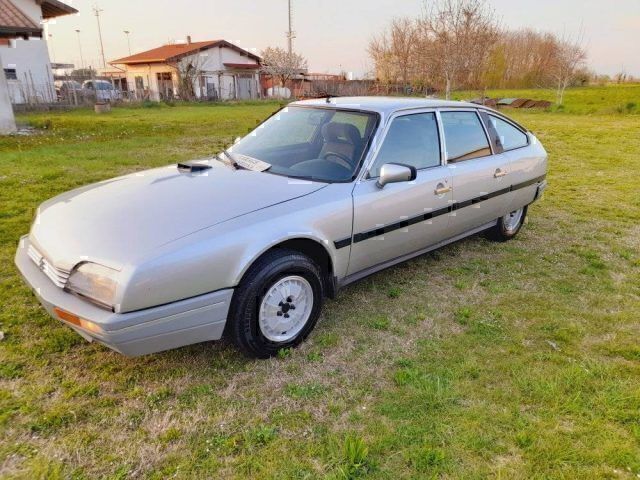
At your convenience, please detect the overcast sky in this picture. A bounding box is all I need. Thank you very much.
[45,0,640,77]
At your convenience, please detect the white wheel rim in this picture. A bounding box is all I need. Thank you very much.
[503,208,524,232]
[258,275,314,342]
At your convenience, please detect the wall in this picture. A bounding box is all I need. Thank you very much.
[1,38,55,104]
[111,45,260,101]
[183,46,260,100]
[110,64,177,101]
[0,51,17,133]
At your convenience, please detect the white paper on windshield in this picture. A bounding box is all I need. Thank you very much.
[234,154,271,172]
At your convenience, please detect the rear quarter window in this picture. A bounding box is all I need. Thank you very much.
[488,115,528,151]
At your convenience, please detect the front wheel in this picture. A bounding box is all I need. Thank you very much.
[227,249,324,358]
[487,206,527,241]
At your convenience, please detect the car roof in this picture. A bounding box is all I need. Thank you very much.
[291,96,481,115]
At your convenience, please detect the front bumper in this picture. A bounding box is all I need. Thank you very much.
[534,179,547,201]
[15,236,233,356]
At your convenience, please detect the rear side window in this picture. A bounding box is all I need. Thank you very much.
[488,115,528,151]
[369,113,441,178]
[441,111,491,162]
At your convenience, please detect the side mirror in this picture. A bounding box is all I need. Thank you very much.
[376,163,417,188]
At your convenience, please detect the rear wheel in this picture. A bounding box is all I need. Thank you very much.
[227,249,324,358]
[487,206,527,241]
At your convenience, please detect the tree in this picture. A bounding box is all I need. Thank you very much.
[550,34,586,105]
[171,54,205,101]
[420,0,500,99]
[260,47,308,93]
[368,32,394,84]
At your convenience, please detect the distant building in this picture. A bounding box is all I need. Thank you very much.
[109,38,261,101]
[0,0,78,104]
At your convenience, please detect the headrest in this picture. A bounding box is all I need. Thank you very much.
[321,122,361,145]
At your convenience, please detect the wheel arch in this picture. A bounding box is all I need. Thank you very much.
[236,236,338,299]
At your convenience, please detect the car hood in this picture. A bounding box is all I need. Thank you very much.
[30,160,326,270]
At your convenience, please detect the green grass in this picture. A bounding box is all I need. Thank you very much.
[1,88,639,478]
[453,83,640,115]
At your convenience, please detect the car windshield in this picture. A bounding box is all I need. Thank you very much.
[95,82,113,90]
[229,106,378,182]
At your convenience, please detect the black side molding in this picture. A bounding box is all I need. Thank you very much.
[333,174,546,249]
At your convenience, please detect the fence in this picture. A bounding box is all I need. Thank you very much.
[8,74,443,112]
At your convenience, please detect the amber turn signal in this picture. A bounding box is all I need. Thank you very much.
[53,307,103,333]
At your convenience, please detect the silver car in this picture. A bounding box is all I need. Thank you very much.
[15,97,547,358]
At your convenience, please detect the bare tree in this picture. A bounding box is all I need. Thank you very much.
[368,31,394,84]
[420,0,501,99]
[260,47,308,94]
[550,33,587,105]
[172,54,205,101]
[368,3,590,98]
[389,18,420,85]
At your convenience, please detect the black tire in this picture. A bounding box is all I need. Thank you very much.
[227,248,324,358]
[487,205,528,242]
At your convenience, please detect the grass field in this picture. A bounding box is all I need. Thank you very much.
[1,86,639,479]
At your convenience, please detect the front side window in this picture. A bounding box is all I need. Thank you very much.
[488,115,528,151]
[369,113,441,178]
[441,111,491,162]
[231,106,378,182]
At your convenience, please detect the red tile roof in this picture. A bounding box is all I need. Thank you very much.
[111,40,261,65]
[0,0,42,37]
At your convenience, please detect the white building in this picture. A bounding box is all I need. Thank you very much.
[0,0,77,105]
[108,38,261,101]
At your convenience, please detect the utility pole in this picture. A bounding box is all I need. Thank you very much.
[93,5,106,70]
[124,30,132,55]
[75,29,84,69]
[286,0,295,55]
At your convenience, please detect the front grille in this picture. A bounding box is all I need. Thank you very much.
[27,244,71,288]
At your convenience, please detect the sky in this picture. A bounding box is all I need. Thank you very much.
[44,0,640,78]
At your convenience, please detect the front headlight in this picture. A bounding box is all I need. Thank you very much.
[66,262,118,310]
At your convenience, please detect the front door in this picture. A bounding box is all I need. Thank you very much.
[348,111,453,275]
[237,75,254,99]
[156,72,173,100]
[440,110,513,237]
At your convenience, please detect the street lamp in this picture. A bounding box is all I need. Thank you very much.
[75,29,84,70]
[48,33,55,63]
[123,30,132,55]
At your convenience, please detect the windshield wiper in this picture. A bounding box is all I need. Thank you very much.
[217,149,245,170]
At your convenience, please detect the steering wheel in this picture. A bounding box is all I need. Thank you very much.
[322,151,353,170]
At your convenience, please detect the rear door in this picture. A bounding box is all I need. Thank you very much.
[347,111,452,275]
[440,109,513,237]
[482,112,538,211]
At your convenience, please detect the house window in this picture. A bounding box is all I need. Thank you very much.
[135,76,144,89]
[4,68,17,80]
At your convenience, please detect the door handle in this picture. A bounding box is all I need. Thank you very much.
[494,168,507,178]
[434,183,452,195]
